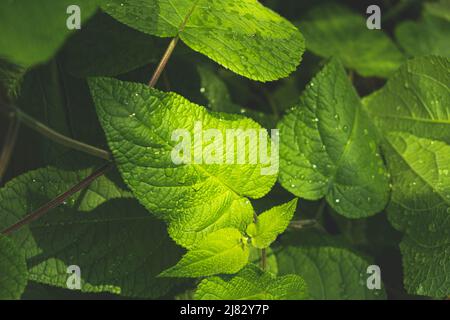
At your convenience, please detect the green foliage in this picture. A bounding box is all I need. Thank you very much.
[197,65,277,128]
[160,228,249,278]
[384,133,450,297]
[299,4,404,77]
[102,0,305,81]
[364,56,450,298]
[276,230,386,300]
[425,0,450,21]
[63,12,167,77]
[396,14,450,58]
[0,236,28,299]
[0,59,25,99]
[247,198,298,248]
[0,0,100,68]
[364,56,449,143]
[0,0,448,301]
[89,77,276,248]
[0,165,184,298]
[278,59,389,218]
[195,264,308,300]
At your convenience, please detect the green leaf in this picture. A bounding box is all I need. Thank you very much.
[399,236,449,298]
[395,14,450,58]
[0,0,100,68]
[278,59,389,218]
[102,0,305,81]
[247,198,298,248]
[249,246,278,275]
[425,0,450,22]
[63,12,167,77]
[0,166,183,299]
[197,65,277,128]
[0,236,28,300]
[363,56,450,144]
[0,59,25,99]
[383,132,450,298]
[364,56,450,297]
[89,77,277,248]
[197,65,242,114]
[15,60,108,168]
[299,4,404,77]
[276,231,386,300]
[195,264,308,300]
[160,228,249,278]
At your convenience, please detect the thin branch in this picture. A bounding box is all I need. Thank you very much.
[148,37,179,88]
[147,0,200,88]
[1,162,113,236]
[0,112,20,184]
[253,212,267,270]
[14,108,111,161]
[261,248,267,271]
[289,219,318,229]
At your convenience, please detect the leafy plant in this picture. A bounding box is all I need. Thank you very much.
[0,0,448,301]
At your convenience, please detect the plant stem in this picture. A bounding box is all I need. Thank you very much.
[148,37,179,88]
[1,162,113,235]
[0,112,20,184]
[252,211,267,270]
[147,0,200,88]
[289,219,318,229]
[261,248,267,271]
[14,108,111,161]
